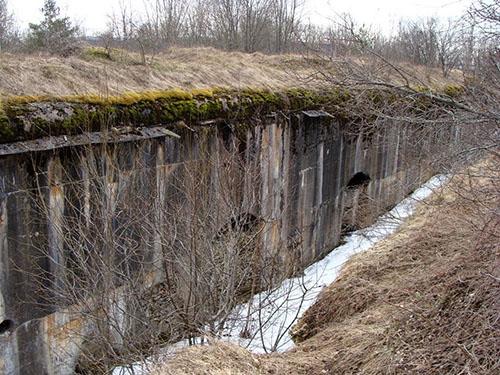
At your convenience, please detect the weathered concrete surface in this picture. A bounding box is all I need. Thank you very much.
[0,111,453,374]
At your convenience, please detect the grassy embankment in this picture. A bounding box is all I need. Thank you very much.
[0,46,462,97]
[0,47,465,145]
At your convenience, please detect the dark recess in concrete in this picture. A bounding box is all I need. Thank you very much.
[347,172,371,188]
[0,319,15,334]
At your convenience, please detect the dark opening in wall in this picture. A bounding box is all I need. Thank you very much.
[347,172,371,188]
[0,319,15,334]
[216,212,261,239]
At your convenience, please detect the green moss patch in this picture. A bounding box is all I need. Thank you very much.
[0,88,298,143]
[442,85,465,97]
[0,86,458,144]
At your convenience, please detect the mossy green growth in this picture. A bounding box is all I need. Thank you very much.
[113,95,224,126]
[82,46,114,61]
[442,85,464,97]
[225,89,282,120]
[0,87,398,144]
[285,89,317,109]
[191,88,214,98]
[413,85,433,93]
[412,85,465,99]
[159,99,198,122]
[320,88,351,104]
[0,109,11,137]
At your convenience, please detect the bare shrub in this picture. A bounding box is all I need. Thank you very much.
[17,127,292,373]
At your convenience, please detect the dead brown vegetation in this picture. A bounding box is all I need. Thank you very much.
[0,47,312,97]
[0,47,464,99]
[152,158,500,374]
[285,161,499,374]
[148,342,267,375]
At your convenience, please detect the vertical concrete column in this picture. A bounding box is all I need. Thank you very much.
[259,123,270,255]
[354,133,362,173]
[383,125,392,180]
[103,148,118,243]
[242,125,258,214]
[0,198,7,319]
[0,196,20,375]
[152,143,166,285]
[47,156,64,291]
[80,155,91,228]
[391,123,404,203]
[102,148,124,347]
[41,309,87,375]
[269,122,282,252]
[393,124,401,176]
[0,338,19,374]
[310,137,324,259]
[279,118,293,265]
[336,136,344,198]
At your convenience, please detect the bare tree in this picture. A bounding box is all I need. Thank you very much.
[185,0,212,46]
[469,0,500,41]
[210,0,243,50]
[436,20,462,77]
[95,0,306,55]
[143,0,189,48]
[318,14,379,57]
[271,0,300,53]
[394,18,439,67]
[0,0,18,52]
[105,1,151,63]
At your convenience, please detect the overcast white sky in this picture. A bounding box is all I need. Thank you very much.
[10,0,472,36]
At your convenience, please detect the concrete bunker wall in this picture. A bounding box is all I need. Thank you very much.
[0,112,443,374]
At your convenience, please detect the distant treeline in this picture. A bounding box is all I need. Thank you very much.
[1,0,499,77]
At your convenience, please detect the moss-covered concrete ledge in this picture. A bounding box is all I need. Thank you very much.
[0,88,355,145]
[0,85,464,145]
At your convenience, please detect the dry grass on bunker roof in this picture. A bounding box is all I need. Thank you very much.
[0,46,464,98]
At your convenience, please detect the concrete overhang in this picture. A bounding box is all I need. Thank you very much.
[0,126,180,156]
[301,110,334,118]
